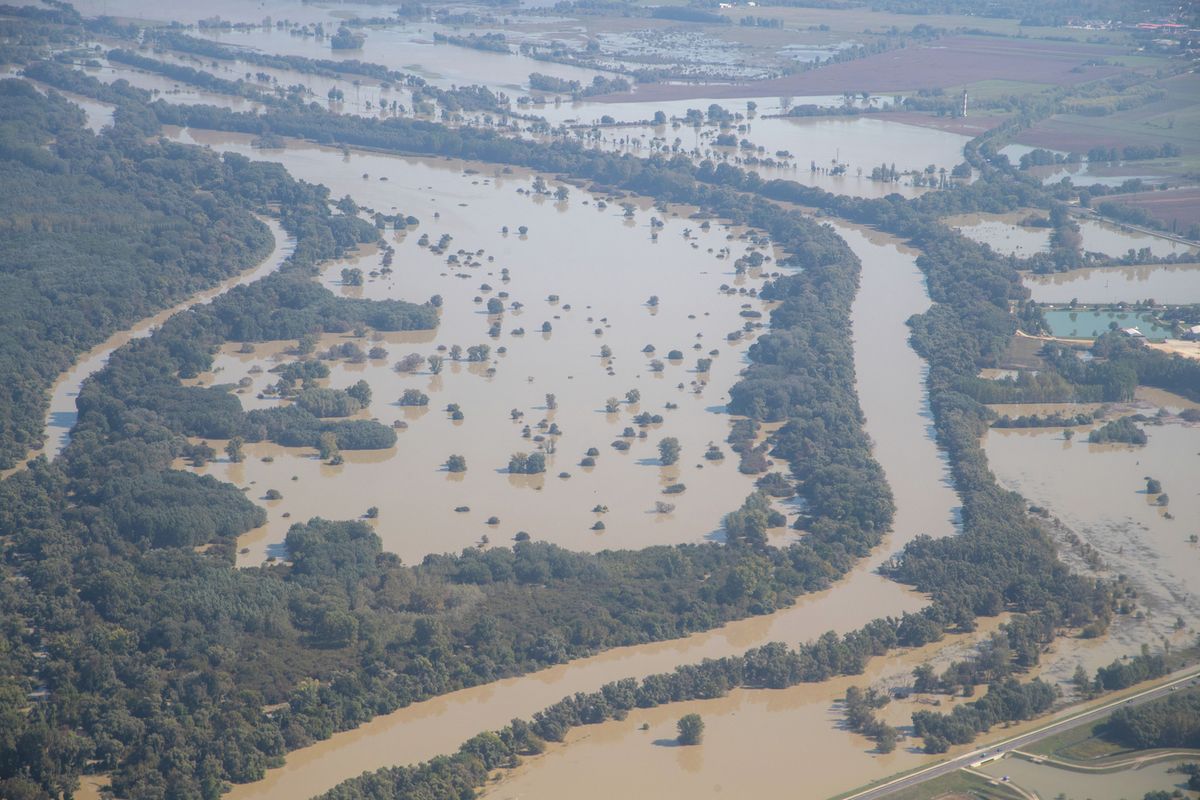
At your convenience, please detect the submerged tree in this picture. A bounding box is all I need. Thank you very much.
[677,714,704,745]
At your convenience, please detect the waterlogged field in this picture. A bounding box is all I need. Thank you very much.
[946,210,1052,257]
[1024,262,1200,305]
[193,23,613,96]
[946,210,1198,260]
[545,115,969,199]
[985,405,1200,661]
[976,754,1193,800]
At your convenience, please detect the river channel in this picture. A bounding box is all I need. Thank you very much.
[218,207,958,799]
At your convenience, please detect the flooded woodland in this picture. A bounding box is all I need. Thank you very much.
[5,4,1200,799]
[215,172,960,800]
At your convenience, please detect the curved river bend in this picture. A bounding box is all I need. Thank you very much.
[1,216,293,475]
[222,217,959,800]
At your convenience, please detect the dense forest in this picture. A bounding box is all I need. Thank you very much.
[1101,688,1200,750]
[2,13,1194,799]
[0,80,273,469]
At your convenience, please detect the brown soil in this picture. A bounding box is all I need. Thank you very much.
[880,111,1012,136]
[1098,187,1200,230]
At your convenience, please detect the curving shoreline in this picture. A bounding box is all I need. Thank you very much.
[0,216,294,479]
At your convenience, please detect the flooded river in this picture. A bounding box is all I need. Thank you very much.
[218,211,958,799]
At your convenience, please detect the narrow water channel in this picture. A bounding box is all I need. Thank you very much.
[222,216,960,800]
[7,217,293,470]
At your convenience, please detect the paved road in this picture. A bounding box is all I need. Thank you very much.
[841,667,1200,800]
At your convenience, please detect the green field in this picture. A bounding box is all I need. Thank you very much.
[1022,719,1134,762]
[1017,72,1200,156]
[877,770,1029,800]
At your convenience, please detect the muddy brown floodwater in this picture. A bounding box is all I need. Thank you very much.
[1023,261,1200,305]
[947,210,1198,261]
[984,402,1200,669]
[219,210,958,799]
[168,128,778,563]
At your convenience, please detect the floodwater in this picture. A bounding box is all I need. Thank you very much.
[168,127,777,563]
[85,57,265,112]
[985,414,1200,663]
[533,94,848,126]
[71,0,361,26]
[218,210,959,800]
[947,211,1198,260]
[6,217,292,469]
[1024,262,1200,305]
[481,623,1005,800]
[976,754,1189,799]
[195,24,613,96]
[15,70,116,132]
[1078,218,1199,260]
[562,115,968,198]
[946,211,1051,257]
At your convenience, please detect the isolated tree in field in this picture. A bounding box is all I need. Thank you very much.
[225,437,245,463]
[554,186,569,202]
[625,389,640,405]
[600,345,613,358]
[545,393,557,410]
[658,437,680,465]
[446,454,467,473]
[449,344,463,361]
[605,397,621,413]
[341,267,364,286]
[876,725,898,754]
[677,714,704,745]
[428,354,444,374]
[487,297,504,314]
